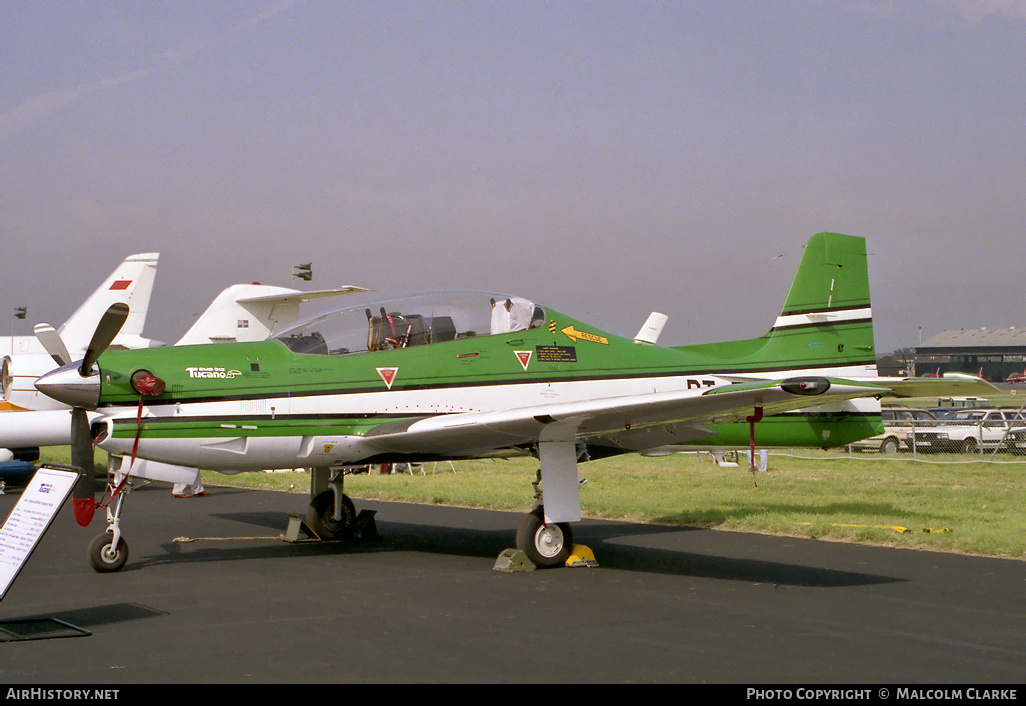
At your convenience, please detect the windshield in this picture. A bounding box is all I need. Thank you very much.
[274,291,545,356]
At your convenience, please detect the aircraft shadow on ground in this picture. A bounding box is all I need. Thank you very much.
[131,507,901,588]
[377,518,902,588]
[10,602,167,627]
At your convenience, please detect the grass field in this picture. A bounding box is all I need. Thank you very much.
[40,446,1024,560]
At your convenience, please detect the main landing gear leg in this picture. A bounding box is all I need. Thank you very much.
[307,467,356,540]
[514,439,580,568]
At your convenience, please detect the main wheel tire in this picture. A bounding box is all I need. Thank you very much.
[308,490,356,539]
[88,532,129,573]
[516,507,573,568]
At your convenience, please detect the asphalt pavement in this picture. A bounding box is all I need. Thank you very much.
[0,482,1022,684]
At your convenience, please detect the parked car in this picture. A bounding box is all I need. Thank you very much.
[910,408,1026,454]
[851,408,940,453]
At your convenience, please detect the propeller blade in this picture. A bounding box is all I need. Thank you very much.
[33,323,71,367]
[79,303,130,376]
[69,407,96,526]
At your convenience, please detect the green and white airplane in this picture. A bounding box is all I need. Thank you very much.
[34,232,995,571]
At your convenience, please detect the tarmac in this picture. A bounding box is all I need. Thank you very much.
[0,481,1022,684]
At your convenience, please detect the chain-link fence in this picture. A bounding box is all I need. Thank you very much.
[849,406,1026,460]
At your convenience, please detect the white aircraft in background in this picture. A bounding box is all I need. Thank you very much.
[1,254,365,461]
[2,253,161,417]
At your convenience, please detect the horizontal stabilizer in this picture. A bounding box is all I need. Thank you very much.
[175,284,367,345]
[881,375,1001,399]
[235,286,368,305]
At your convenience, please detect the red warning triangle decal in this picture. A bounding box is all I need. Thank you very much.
[377,367,398,389]
[514,350,532,371]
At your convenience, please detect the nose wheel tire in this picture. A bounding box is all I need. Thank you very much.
[516,507,573,568]
[88,532,129,573]
[307,490,356,540]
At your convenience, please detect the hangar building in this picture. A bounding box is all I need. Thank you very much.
[914,328,1026,381]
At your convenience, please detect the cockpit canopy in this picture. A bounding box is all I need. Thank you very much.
[274,291,545,356]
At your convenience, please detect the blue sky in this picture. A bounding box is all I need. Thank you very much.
[1,1,1023,353]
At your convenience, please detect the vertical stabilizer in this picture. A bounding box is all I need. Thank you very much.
[673,232,876,375]
[775,232,871,325]
[763,232,875,373]
[57,253,159,353]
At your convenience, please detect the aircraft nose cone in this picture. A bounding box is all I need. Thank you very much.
[34,363,100,410]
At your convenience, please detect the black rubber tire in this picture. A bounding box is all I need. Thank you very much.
[88,532,129,573]
[307,490,356,539]
[516,507,573,568]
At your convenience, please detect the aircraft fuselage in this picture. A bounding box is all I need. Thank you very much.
[67,299,881,472]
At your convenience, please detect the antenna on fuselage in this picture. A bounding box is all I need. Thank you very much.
[634,312,668,345]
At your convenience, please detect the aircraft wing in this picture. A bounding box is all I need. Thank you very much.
[710,372,999,400]
[878,374,1000,399]
[361,376,891,457]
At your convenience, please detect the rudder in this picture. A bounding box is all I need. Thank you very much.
[764,232,875,374]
